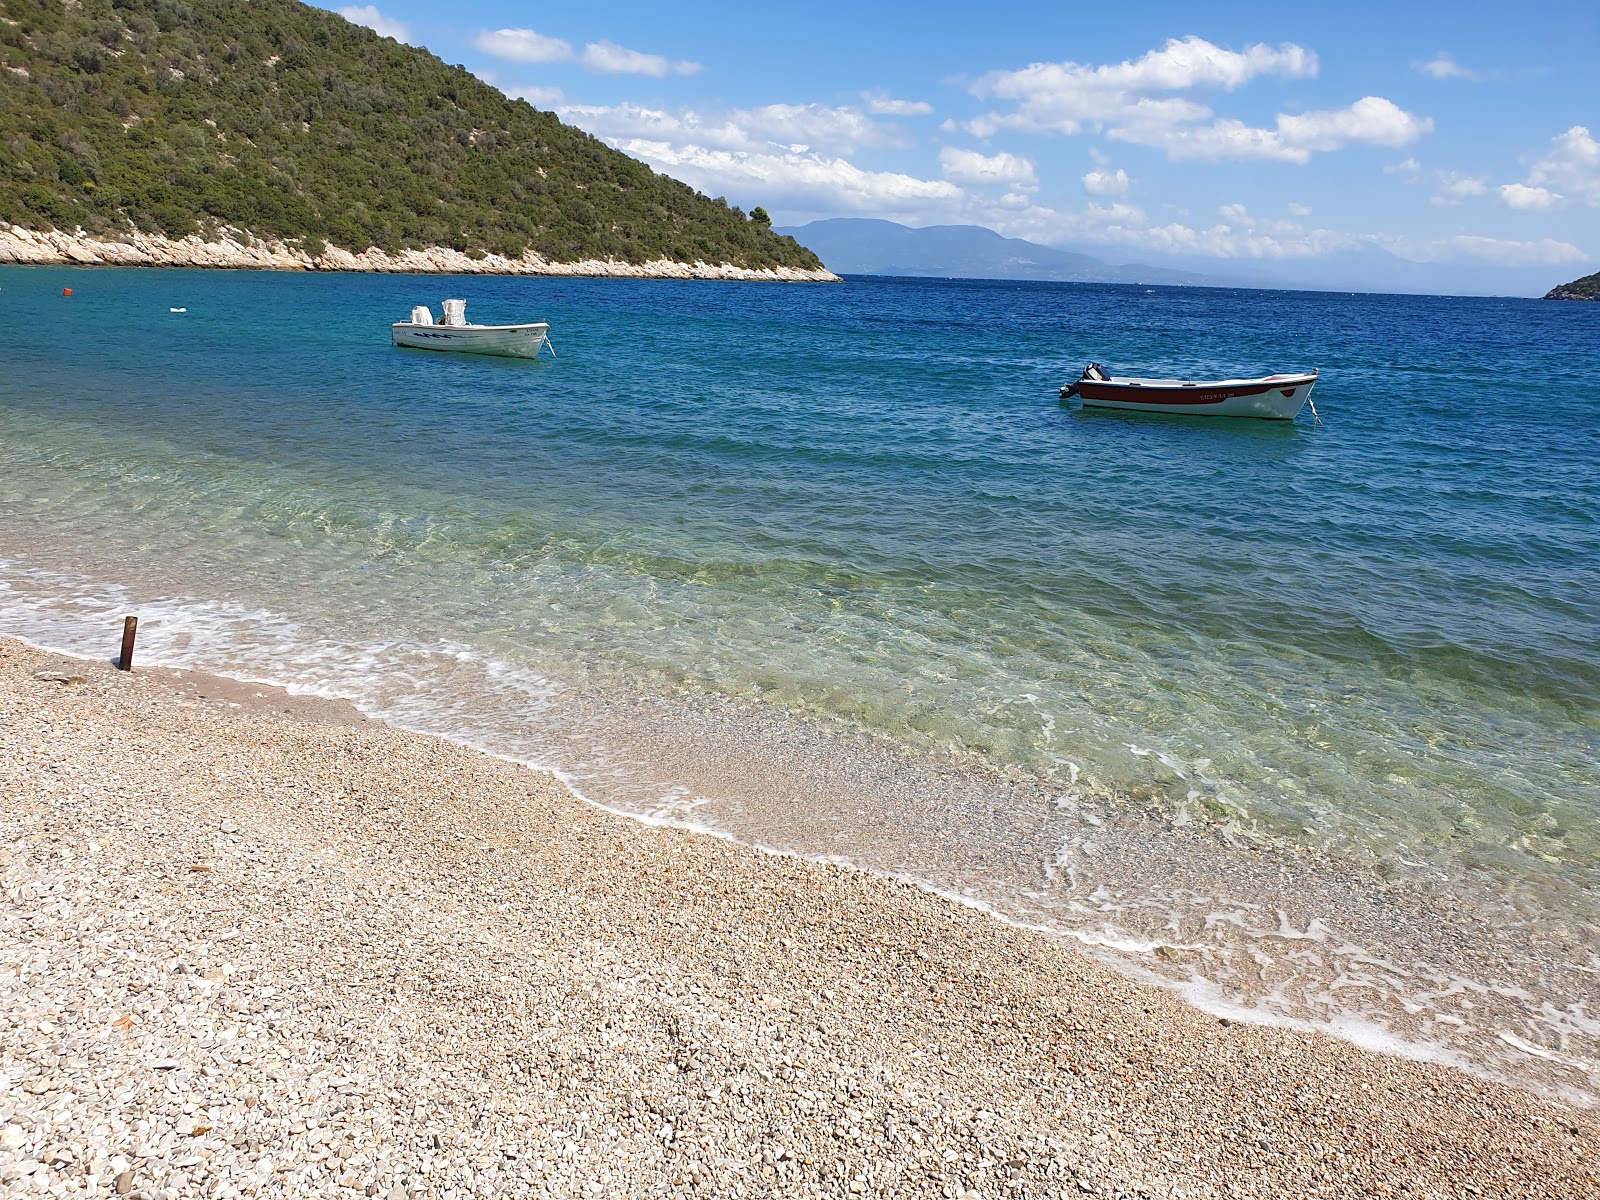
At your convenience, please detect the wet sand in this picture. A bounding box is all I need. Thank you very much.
[499,677,1600,1106]
[2,635,1596,1199]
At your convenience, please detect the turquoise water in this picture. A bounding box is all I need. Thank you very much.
[3,266,1598,1099]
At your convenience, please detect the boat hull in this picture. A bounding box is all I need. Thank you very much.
[391,321,550,359]
[1076,373,1316,420]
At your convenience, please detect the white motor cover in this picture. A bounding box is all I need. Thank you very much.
[441,299,467,327]
[409,305,434,325]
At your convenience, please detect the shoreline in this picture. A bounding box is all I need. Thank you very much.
[0,224,842,282]
[2,634,1597,1199]
[3,564,1599,1109]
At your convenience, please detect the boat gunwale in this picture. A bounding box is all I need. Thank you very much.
[1087,370,1318,391]
[390,321,550,334]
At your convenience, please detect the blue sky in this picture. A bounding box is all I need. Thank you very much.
[323,1,1596,288]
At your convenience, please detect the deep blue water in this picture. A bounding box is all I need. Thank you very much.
[3,265,1598,1097]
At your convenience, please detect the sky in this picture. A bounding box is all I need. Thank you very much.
[320,0,1598,291]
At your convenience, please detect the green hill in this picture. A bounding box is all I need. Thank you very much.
[0,0,822,270]
[1543,271,1600,301]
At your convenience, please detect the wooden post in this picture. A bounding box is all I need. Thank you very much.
[118,616,138,671]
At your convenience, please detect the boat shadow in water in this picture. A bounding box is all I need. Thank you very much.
[1065,400,1313,439]
[1060,401,1317,465]
[395,351,558,378]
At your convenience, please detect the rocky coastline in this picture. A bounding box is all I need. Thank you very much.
[1543,270,1600,300]
[0,223,842,282]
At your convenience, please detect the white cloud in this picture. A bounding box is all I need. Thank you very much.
[1430,171,1488,205]
[1385,157,1422,182]
[474,28,572,64]
[558,101,907,157]
[1414,52,1474,80]
[581,40,701,77]
[957,192,1360,264]
[1390,160,1500,206]
[996,215,1578,271]
[953,188,1568,277]
[1288,202,1311,216]
[966,38,1426,164]
[1081,167,1130,196]
[506,85,564,108]
[1525,125,1600,205]
[1088,200,1369,260]
[861,91,934,117]
[608,139,962,215]
[1493,127,1600,210]
[1447,235,1586,265]
[1086,201,1146,225]
[1273,97,1432,154]
[939,147,1037,188]
[1497,183,1561,210]
[740,104,902,152]
[1128,218,1352,260]
[560,103,742,150]
[970,36,1316,135]
[474,29,700,76]
[339,5,408,43]
[550,99,955,219]
[1147,97,1432,163]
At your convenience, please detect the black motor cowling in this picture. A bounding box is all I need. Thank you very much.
[1060,361,1108,399]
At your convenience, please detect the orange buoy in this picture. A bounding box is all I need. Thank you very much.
[62,287,72,296]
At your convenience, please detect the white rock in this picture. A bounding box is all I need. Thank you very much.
[0,225,840,282]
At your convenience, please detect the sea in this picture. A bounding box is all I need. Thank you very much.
[3,265,1597,1104]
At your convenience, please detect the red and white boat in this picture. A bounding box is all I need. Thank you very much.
[1060,363,1318,420]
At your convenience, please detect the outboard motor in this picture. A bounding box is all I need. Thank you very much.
[1059,362,1108,400]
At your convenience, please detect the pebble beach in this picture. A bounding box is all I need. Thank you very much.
[2,636,1596,1200]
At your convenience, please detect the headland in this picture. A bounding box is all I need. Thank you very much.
[0,224,841,281]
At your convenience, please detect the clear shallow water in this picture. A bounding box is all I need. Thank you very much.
[3,266,1598,1100]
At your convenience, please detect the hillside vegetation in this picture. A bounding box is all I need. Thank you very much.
[0,0,821,269]
[1543,271,1600,300]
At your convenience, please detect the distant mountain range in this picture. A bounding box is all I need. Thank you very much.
[775,219,1568,297]
[773,220,1239,286]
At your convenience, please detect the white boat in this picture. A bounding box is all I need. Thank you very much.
[1060,362,1317,420]
[391,299,553,359]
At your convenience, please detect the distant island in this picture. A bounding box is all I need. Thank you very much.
[0,0,832,279]
[1544,271,1600,300]
[775,219,1238,286]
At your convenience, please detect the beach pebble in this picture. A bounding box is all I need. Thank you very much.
[0,637,1595,1200]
